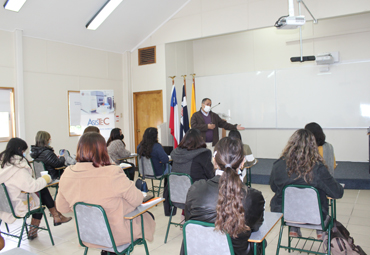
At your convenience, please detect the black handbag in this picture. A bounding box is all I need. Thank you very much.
[135,178,148,192]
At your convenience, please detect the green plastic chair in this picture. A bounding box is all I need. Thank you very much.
[276,184,334,255]
[73,202,149,255]
[183,220,235,255]
[0,184,54,247]
[137,155,168,196]
[164,172,193,243]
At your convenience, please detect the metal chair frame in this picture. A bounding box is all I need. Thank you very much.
[276,184,334,255]
[32,160,59,200]
[73,202,149,255]
[138,155,168,197]
[0,184,54,247]
[164,172,193,243]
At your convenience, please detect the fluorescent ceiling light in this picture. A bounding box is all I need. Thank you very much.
[86,0,123,30]
[4,0,27,12]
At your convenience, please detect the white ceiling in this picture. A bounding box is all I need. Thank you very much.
[0,0,189,53]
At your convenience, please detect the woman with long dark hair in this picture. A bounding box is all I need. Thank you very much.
[185,137,265,255]
[107,128,135,180]
[0,138,71,241]
[269,129,343,238]
[305,122,336,176]
[170,129,214,182]
[137,127,169,176]
[56,132,156,253]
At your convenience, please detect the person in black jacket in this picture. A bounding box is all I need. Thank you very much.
[184,137,265,255]
[269,129,343,239]
[30,131,65,180]
[170,129,214,182]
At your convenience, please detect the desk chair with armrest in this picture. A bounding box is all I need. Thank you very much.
[276,185,334,255]
[74,202,149,255]
[0,184,54,247]
[164,172,193,243]
[137,155,168,197]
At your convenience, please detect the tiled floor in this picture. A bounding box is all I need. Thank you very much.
[1,182,369,255]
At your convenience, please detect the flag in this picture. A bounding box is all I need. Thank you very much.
[190,78,196,121]
[180,85,189,141]
[169,85,180,148]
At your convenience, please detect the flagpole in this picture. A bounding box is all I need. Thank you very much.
[169,76,176,85]
[181,75,187,92]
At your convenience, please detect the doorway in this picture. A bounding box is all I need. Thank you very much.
[133,90,163,151]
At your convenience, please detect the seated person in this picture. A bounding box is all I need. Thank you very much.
[185,137,265,255]
[83,126,100,134]
[170,129,214,182]
[30,131,65,180]
[0,138,71,241]
[305,122,336,176]
[107,128,135,180]
[269,129,343,238]
[137,127,170,176]
[56,132,156,252]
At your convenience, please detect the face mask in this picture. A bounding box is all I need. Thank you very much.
[204,105,211,113]
[23,152,26,158]
[120,134,124,140]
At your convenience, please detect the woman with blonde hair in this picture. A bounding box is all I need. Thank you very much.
[30,131,66,180]
[269,129,343,238]
[185,137,265,255]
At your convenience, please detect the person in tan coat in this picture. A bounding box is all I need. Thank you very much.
[56,132,156,251]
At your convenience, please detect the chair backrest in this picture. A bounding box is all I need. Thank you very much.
[183,220,234,255]
[0,184,17,216]
[283,185,323,226]
[73,202,116,249]
[32,160,46,178]
[137,155,155,177]
[168,173,193,205]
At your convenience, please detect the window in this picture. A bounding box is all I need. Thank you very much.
[0,88,15,142]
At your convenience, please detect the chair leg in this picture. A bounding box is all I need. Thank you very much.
[151,179,155,196]
[84,247,88,255]
[164,207,174,243]
[18,218,27,247]
[158,178,163,197]
[276,225,284,255]
[42,209,55,245]
[143,239,150,255]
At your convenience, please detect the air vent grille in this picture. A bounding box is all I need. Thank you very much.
[138,46,156,66]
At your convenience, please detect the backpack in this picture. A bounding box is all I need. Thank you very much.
[323,219,367,255]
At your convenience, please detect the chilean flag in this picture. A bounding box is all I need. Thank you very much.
[180,84,189,141]
[169,85,180,148]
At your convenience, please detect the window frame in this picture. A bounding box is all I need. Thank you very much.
[0,87,16,143]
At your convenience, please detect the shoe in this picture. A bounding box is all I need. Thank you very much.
[49,207,72,226]
[0,232,5,250]
[316,230,324,239]
[28,218,41,240]
[289,227,302,238]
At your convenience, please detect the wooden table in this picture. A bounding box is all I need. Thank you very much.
[124,198,164,220]
[248,211,283,255]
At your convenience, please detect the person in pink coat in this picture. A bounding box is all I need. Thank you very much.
[56,132,156,252]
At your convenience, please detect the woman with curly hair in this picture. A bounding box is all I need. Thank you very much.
[184,137,265,255]
[269,129,343,238]
[137,127,169,176]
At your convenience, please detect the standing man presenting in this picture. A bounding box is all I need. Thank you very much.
[191,98,245,150]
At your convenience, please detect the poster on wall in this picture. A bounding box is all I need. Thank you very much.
[68,91,82,136]
[80,90,115,140]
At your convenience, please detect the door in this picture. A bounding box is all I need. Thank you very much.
[133,90,163,152]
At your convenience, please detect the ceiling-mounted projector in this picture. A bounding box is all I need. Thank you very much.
[275,16,306,29]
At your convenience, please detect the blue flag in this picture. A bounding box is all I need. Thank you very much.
[180,84,189,141]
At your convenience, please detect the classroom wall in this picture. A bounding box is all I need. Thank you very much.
[131,0,370,161]
[0,31,125,155]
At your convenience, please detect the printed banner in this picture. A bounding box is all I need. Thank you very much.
[80,90,115,140]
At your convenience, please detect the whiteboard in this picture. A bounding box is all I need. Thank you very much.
[196,72,276,128]
[195,61,370,128]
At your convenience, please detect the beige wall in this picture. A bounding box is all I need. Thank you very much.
[131,1,370,161]
[0,33,125,155]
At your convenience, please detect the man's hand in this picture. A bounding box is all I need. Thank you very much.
[208,124,216,130]
[236,124,245,130]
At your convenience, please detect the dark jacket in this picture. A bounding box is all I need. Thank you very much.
[170,147,214,182]
[190,110,237,146]
[185,175,265,255]
[269,158,344,217]
[137,143,169,176]
[30,146,65,180]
